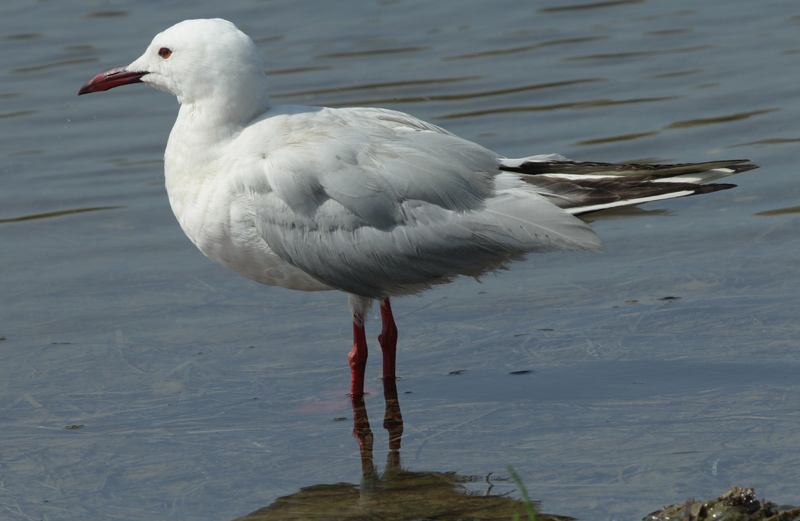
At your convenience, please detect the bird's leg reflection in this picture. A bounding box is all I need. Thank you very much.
[351,395,378,486]
[228,390,546,519]
[382,377,403,454]
[350,380,404,485]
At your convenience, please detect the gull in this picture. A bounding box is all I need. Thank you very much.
[79,18,757,399]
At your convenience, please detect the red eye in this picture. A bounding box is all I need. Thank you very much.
[158,47,172,59]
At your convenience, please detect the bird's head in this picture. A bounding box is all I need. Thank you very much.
[79,18,270,110]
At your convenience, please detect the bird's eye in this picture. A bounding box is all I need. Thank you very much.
[158,47,172,59]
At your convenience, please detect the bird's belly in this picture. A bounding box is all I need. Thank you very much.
[209,232,333,291]
[205,236,332,292]
[176,200,333,293]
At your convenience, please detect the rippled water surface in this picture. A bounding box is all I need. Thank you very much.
[2,1,799,520]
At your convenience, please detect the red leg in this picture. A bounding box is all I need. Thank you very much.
[378,298,398,381]
[348,315,368,399]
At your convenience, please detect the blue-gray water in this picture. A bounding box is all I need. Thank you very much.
[2,1,799,520]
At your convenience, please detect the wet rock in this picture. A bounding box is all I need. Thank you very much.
[643,486,800,521]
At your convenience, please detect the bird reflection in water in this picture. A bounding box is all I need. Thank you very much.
[232,382,571,521]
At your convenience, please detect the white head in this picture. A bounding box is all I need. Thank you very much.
[80,19,271,122]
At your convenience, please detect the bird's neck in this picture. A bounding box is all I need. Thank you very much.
[166,79,270,161]
[178,88,270,136]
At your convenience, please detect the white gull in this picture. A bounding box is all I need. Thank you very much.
[79,18,757,399]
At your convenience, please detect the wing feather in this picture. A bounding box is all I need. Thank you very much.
[247,108,600,297]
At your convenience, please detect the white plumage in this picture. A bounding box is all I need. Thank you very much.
[79,19,756,398]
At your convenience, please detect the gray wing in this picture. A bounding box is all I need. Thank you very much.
[247,107,600,298]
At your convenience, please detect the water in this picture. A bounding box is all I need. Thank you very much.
[2,0,799,519]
